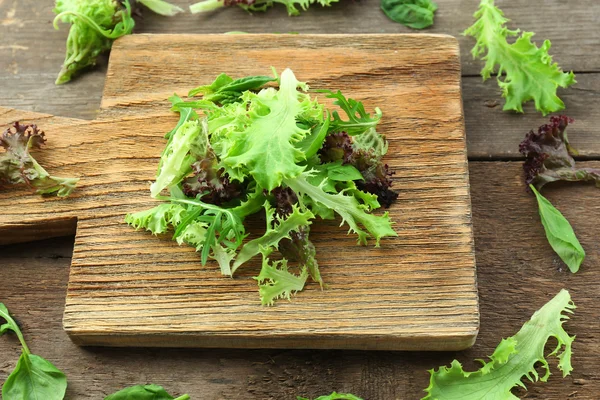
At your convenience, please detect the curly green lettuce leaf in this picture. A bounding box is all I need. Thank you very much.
[530,185,584,273]
[464,0,575,115]
[137,0,184,16]
[285,172,396,245]
[190,0,339,16]
[423,289,576,400]
[381,0,438,29]
[232,202,314,273]
[318,90,382,136]
[1,303,68,400]
[151,119,206,198]
[221,68,321,190]
[0,122,78,196]
[298,393,364,400]
[53,0,135,84]
[125,203,187,234]
[105,384,190,400]
[255,256,308,306]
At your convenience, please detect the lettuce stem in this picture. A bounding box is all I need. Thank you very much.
[190,0,226,13]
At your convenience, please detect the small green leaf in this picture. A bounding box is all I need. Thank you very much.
[2,353,67,400]
[105,383,190,400]
[380,0,437,29]
[531,185,585,273]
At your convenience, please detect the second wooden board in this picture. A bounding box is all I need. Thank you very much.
[2,34,479,350]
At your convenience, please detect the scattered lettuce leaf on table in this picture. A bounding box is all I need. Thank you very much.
[380,0,438,29]
[520,116,600,191]
[530,185,584,273]
[53,0,181,84]
[104,383,190,400]
[464,0,575,115]
[0,122,78,196]
[423,289,576,400]
[189,0,340,16]
[1,303,68,400]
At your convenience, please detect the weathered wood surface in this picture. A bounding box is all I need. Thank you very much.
[1,1,599,157]
[0,34,479,350]
[2,162,598,399]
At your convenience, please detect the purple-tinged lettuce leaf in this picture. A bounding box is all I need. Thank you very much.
[0,122,78,196]
[520,116,600,191]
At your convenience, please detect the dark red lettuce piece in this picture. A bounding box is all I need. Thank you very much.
[182,154,242,205]
[318,131,398,208]
[520,116,600,190]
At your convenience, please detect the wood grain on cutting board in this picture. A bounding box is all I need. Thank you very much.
[0,34,478,350]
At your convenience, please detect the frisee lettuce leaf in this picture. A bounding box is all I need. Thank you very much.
[284,172,396,246]
[255,255,309,306]
[464,0,575,115]
[221,69,320,190]
[423,289,576,400]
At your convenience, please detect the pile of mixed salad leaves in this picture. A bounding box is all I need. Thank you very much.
[126,68,398,305]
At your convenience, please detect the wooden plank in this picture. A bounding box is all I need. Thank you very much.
[1,161,597,398]
[0,34,478,350]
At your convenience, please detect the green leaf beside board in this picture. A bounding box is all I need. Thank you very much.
[104,384,190,400]
[531,185,585,273]
[380,0,438,29]
[423,289,575,399]
[0,303,67,400]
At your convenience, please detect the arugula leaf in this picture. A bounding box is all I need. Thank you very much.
[0,122,79,196]
[189,73,276,104]
[105,383,190,400]
[298,393,364,400]
[222,68,319,190]
[190,0,340,16]
[464,0,576,115]
[319,90,382,136]
[1,303,68,400]
[284,172,397,245]
[530,185,584,273]
[255,255,309,306]
[423,289,576,400]
[381,0,438,29]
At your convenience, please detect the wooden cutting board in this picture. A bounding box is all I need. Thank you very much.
[0,34,478,351]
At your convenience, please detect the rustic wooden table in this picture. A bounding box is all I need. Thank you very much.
[1,1,599,399]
